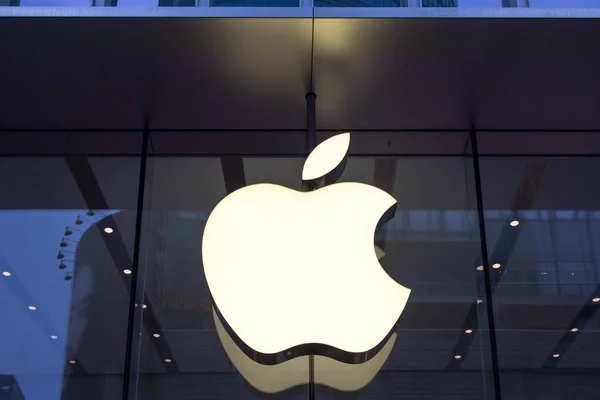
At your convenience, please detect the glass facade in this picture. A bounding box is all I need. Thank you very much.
[1,130,599,400]
[5,0,600,8]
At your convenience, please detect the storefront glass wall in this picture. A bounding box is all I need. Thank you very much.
[6,0,600,9]
[1,130,599,400]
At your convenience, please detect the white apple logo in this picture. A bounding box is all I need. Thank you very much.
[202,132,411,365]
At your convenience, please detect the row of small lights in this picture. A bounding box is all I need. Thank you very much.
[1,225,177,363]
[454,327,577,360]
[105,224,169,362]
[94,227,172,362]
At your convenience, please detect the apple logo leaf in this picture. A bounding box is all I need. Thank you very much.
[302,132,350,191]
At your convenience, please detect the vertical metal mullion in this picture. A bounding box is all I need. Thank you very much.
[306,93,316,154]
[306,93,316,400]
[121,126,150,400]
[470,129,503,400]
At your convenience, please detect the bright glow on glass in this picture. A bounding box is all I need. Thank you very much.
[465,329,473,334]
[142,304,147,309]
[571,328,579,333]
[509,220,519,227]
[492,263,501,269]
[50,335,58,340]
[123,269,132,275]
[28,305,36,311]
[477,299,483,304]
[454,355,462,360]
[593,297,600,303]
[2,271,11,277]
[164,359,172,363]
[153,333,160,338]
[553,354,560,358]
[104,227,114,234]
[476,265,483,271]
[213,308,396,393]
[203,132,410,356]
[69,360,76,364]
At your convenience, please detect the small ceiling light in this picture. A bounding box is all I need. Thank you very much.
[552,354,560,358]
[59,263,67,270]
[87,210,96,217]
[69,360,77,364]
[104,227,114,234]
[492,263,501,269]
[123,269,132,275]
[57,252,65,260]
[28,305,37,311]
[571,328,579,333]
[2,271,11,277]
[509,220,519,227]
[50,335,58,340]
[142,304,147,309]
[454,355,462,360]
[476,265,483,271]
[164,358,172,363]
[477,299,483,304]
[64,227,73,236]
[465,329,473,334]
[153,333,161,338]
[75,217,83,225]
[60,240,68,248]
[593,297,600,303]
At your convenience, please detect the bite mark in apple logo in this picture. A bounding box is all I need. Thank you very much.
[202,132,411,365]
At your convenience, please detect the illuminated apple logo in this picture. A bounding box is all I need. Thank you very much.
[202,132,411,365]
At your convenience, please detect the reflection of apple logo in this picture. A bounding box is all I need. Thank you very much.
[212,307,397,393]
[202,132,411,365]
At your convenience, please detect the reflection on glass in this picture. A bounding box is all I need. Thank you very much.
[211,0,299,6]
[213,309,397,393]
[158,0,196,5]
[315,0,408,6]
[481,157,600,397]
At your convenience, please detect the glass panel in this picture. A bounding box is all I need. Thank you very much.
[133,153,308,399]
[314,0,407,6]
[480,156,600,399]
[132,134,494,399]
[18,0,93,5]
[211,0,299,6]
[159,0,195,6]
[313,156,494,399]
[527,0,600,7]
[0,144,142,400]
[315,0,505,7]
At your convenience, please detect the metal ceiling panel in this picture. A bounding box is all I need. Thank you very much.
[313,18,600,130]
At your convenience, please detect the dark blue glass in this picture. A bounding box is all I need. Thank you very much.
[159,0,196,6]
[211,0,298,6]
[315,0,407,6]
